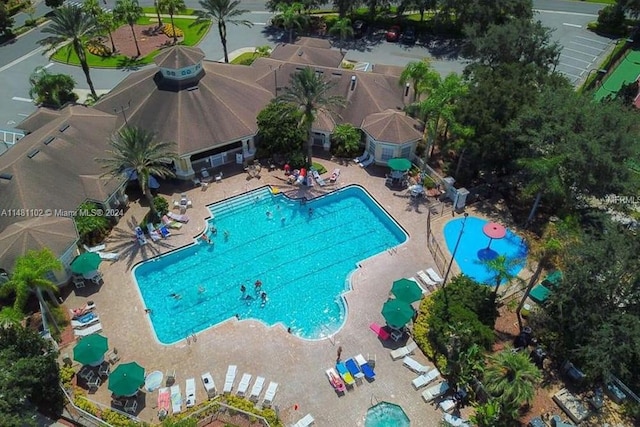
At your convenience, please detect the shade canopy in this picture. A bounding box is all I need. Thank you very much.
[71,252,102,275]
[109,362,145,397]
[483,222,506,240]
[381,299,414,329]
[73,334,108,366]
[387,158,412,171]
[391,278,423,303]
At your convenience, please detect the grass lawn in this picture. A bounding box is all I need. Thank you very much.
[51,17,210,68]
[141,7,198,15]
[230,52,258,65]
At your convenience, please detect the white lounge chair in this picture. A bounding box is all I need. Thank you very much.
[201,372,216,398]
[135,226,147,245]
[97,251,120,261]
[403,356,430,373]
[249,376,265,402]
[360,156,375,168]
[71,313,100,329]
[439,399,456,413]
[426,268,444,284]
[237,373,252,396]
[292,413,315,427]
[417,270,437,289]
[422,381,450,402]
[443,413,471,427]
[223,365,237,394]
[146,223,162,242]
[167,212,189,223]
[74,322,103,337]
[312,170,326,186]
[263,381,278,407]
[329,168,340,183]
[390,341,418,360]
[354,152,370,163]
[412,368,441,389]
[185,378,196,408]
[83,243,106,253]
[170,385,182,414]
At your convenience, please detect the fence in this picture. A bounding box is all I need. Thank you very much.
[192,399,271,427]
[426,208,450,275]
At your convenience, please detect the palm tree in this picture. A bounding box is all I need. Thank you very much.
[328,18,353,54]
[96,10,119,54]
[277,67,346,165]
[114,0,143,57]
[483,350,541,420]
[154,0,163,27]
[277,2,306,44]
[482,254,525,298]
[98,127,178,220]
[0,306,24,327]
[81,0,101,19]
[39,5,99,99]
[195,0,253,63]
[28,66,78,108]
[399,60,439,102]
[159,0,186,43]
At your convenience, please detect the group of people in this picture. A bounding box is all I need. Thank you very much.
[200,225,230,244]
[240,280,269,306]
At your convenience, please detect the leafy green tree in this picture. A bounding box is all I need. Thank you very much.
[0,306,24,327]
[98,127,178,220]
[45,0,65,8]
[399,60,439,103]
[39,5,99,99]
[114,0,143,57]
[440,0,533,33]
[399,0,436,23]
[482,254,525,298]
[470,399,502,427]
[195,0,253,63]
[255,45,272,58]
[159,0,187,43]
[0,324,64,424]
[597,4,626,30]
[328,18,353,54]
[74,201,111,245]
[256,101,306,157]
[0,3,14,37]
[277,66,346,165]
[484,350,541,421]
[28,67,78,108]
[332,0,353,18]
[331,123,361,157]
[276,2,306,44]
[81,0,102,19]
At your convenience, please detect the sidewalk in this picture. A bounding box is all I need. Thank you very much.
[11,0,50,29]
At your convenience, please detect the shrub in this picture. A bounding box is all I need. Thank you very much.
[86,40,112,57]
[311,162,327,174]
[162,24,184,38]
[154,196,169,217]
[331,123,361,158]
[341,61,355,69]
[59,366,75,389]
[101,409,137,427]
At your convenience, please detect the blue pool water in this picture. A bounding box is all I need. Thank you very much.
[133,185,407,344]
[443,216,528,285]
[365,402,410,427]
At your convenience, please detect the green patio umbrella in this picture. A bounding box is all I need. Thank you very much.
[109,362,145,397]
[73,334,108,366]
[381,299,415,329]
[387,158,412,171]
[71,252,102,275]
[391,278,423,303]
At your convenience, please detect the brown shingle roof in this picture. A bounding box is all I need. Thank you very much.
[0,105,123,233]
[17,108,62,133]
[154,45,205,69]
[269,43,344,69]
[0,216,77,273]
[361,109,422,144]
[294,37,332,49]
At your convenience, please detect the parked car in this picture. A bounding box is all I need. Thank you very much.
[402,27,416,44]
[386,25,401,42]
[353,20,366,38]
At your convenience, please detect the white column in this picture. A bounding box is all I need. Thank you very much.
[175,157,195,180]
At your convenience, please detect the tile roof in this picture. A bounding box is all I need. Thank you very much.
[154,45,205,69]
[269,42,344,68]
[361,109,423,144]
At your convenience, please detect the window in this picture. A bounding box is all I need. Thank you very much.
[367,140,376,157]
[381,146,394,161]
[400,145,412,159]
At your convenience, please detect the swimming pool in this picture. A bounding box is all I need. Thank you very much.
[365,402,410,427]
[133,185,407,344]
[443,216,528,285]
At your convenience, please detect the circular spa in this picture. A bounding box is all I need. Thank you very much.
[365,402,410,427]
[133,185,407,344]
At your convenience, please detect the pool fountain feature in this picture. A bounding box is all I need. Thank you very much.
[365,402,410,427]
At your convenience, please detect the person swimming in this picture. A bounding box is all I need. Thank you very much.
[198,285,205,293]
[201,234,211,244]
[210,226,217,235]
[308,207,313,216]
[169,293,182,300]
[254,280,262,292]
[223,230,230,241]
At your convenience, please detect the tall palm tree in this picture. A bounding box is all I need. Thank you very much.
[96,10,119,53]
[328,17,353,54]
[195,0,253,63]
[482,254,525,298]
[399,60,439,102]
[154,0,163,27]
[98,127,178,220]
[114,0,143,57]
[159,0,186,43]
[39,5,99,99]
[276,2,306,45]
[483,350,541,420]
[278,67,345,166]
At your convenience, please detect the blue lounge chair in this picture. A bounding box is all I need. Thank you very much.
[355,354,376,380]
[345,358,361,378]
[335,362,355,386]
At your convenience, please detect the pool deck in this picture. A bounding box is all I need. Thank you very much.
[62,158,478,426]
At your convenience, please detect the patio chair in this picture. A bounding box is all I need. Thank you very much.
[249,376,265,402]
[335,362,355,386]
[426,267,444,284]
[98,362,110,377]
[354,152,370,163]
[403,356,430,373]
[263,381,278,407]
[87,376,101,393]
[83,243,106,253]
[73,276,85,289]
[79,366,94,381]
[292,413,315,427]
[146,223,161,242]
[326,367,346,394]
[201,168,213,183]
[157,387,170,419]
[170,385,182,414]
[443,413,471,427]
[71,312,100,329]
[354,354,376,380]
[124,399,138,413]
[237,373,252,397]
[223,365,237,394]
[97,251,120,261]
[107,348,120,365]
[345,358,364,384]
[185,378,196,408]
[416,270,437,289]
[162,215,183,229]
[370,322,390,340]
[312,169,326,186]
[439,399,456,413]
[135,226,147,245]
[390,341,417,360]
[412,368,440,389]
[215,172,223,182]
[167,212,189,223]
[165,369,176,386]
[329,168,340,183]
[360,156,375,168]
[201,372,217,398]
[422,381,450,403]
[74,322,103,337]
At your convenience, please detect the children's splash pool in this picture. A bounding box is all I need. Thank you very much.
[133,185,407,344]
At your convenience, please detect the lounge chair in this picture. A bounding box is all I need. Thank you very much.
[201,168,213,183]
[326,367,346,393]
[201,372,216,398]
[157,387,170,419]
[412,368,441,389]
[426,268,444,284]
[167,212,189,223]
[71,312,100,329]
[223,365,237,394]
[407,277,430,295]
[162,215,183,229]
[345,358,362,379]
[124,399,138,413]
[360,156,375,168]
[443,413,471,427]
[354,152,370,163]
[403,356,430,373]
[83,243,106,253]
[354,354,376,380]
[97,251,120,261]
[370,322,390,340]
[135,226,147,245]
[74,322,103,337]
[390,341,418,360]
[312,169,326,186]
[422,381,450,402]
[329,168,340,183]
[146,223,162,242]
[263,381,278,407]
[335,362,355,386]
[215,172,223,182]
[170,385,182,414]
[158,224,171,238]
[70,301,95,319]
[439,399,456,413]
[416,270,437,289]
[185,378,196,408]
[292,413,315,427]
[250,376,265,401]
[237,373,252,397]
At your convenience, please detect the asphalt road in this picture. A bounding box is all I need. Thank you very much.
[0,0,612,133]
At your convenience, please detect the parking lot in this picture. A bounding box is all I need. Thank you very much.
[556,33,612,85]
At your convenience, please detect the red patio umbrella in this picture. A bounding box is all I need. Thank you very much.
[483,222,506,249]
